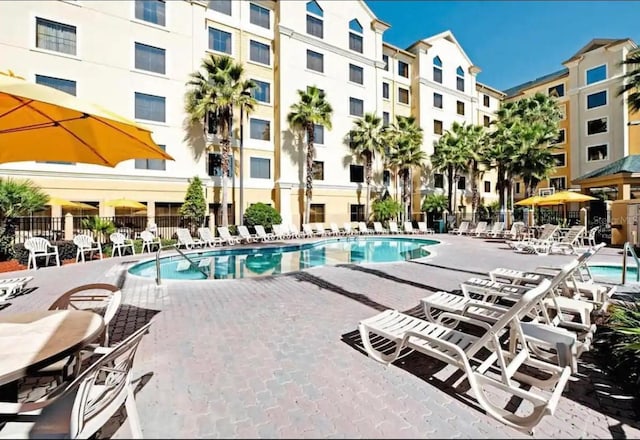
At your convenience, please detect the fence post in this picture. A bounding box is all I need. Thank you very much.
[506,209,512,229]
[64,213,73,240]
[580,207,587,227]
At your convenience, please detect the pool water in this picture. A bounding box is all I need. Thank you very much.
[589,264,638,283]
[128,237,438,281]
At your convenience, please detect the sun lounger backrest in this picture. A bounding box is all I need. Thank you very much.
[389,221,399,233]
[237,225,251,238]
[560,225,585,244]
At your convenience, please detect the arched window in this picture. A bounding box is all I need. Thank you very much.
[306,1,323,38]
[348,19,363,53]
[456,66,464,92]
[349,19,362,33]
[433,56,442,84]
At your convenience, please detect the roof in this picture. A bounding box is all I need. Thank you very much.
[573,155,640,182]
[503,68,569,98]
[562,38,635,64]
[476,81,506,97]
[382,41,416,58]
[407,30,474,67]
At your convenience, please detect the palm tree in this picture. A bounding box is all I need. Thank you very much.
[287,86,333,224]
[185,54,256,227]
[431,127,467,214]
[349,113,386,219]
[387,116,425,221]
[618,48,640,112]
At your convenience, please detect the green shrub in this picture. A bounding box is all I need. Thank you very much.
[243,203,282,231]
[14,240,76,266]
[179,176,207,233]
[421,194,448,218]
[371,198,402,224]
[81,216,116,243]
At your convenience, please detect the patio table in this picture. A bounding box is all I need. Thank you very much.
[0,310,104,401]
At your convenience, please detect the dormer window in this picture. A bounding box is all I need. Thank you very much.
[433,56,442,84]
[306,1,323,38]
[348,19,363,53]
[456,66,464,92]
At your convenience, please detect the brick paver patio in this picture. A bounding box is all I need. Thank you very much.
[1,234,638,438]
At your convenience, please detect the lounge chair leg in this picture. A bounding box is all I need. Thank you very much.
[125,387,143,439]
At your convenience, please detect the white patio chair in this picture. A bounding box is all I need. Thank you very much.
[403,221,420,234]
[359,278,571,433]
[255,225,277,241]
[388,221,401,234]
[237,225,259,243]
[373,222,388,234]
[417,221,435,234]
[177,228,205,249]
[140,230,162,253]
[358,222,374,235]
[217,226,241,245]
[0,322,151,439]
[73,234,103,263]
[24,237,60,269]
[579,226,599,249]
[197,227,222,247]
[109,232,136,257]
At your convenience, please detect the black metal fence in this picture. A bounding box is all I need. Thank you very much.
[13,216,64,244]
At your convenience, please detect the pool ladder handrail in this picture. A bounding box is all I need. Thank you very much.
[155,244,210,285]
[622,241,640,284]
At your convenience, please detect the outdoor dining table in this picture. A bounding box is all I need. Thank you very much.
[0,309,105,401]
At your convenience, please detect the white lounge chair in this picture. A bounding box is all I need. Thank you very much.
[358,222,374,235]
[417,222,435,235]
[342,222,357,236]
[273,224,292,240]
[388,221,401,234]
[549,225,586,255]
[0,276,33,301]
[467,221,488,237]
[237,225,259,243]
[73,234,103,263]
[510,224,559,253]
[177,228,205,249]
[314,223,329,236]
[217,226,241,245]
[255,225,277,241]
[478,222,504,238]
[24,237,60,269]
[140,230,162,253]
[373,222,388,234]
[403,221,420,234]
[448,221,469,235]
[330,222,346,236]
[359,278,571,433]
[302,223,321,237]
[197,227,222,247]
[287,224,303,238]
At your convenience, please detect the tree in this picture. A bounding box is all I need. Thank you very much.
[431,126,467,213]
[185,54,256,226]
[348,112,386,220]
[179,176,207,233]
[619,48,640,112]
[371,197,402,225]
[0,178,48,260]
[287,86,333,224]
[421,193,448,226]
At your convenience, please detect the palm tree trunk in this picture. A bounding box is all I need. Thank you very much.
[305,124,315,224]
[365,153,372,220]
[470,164,478,224]
[221,137,230,227]
[403,169,410,222]
[447,165,454,213]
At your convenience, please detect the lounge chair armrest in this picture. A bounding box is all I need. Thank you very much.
[461,302,509,316]
[437,312,493,332]
[0,399,52,414]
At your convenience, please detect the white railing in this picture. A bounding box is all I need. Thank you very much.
[155,244,210,285]
[621,241,640,284]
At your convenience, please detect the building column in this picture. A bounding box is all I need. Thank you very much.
[620,183,631,200]
[277,182,292,225]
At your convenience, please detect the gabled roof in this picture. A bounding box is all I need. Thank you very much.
[407,30,474,67]
[573,155,640,182]
[476,81,506,97]
[503,68,569,98]
[562,38,635,64]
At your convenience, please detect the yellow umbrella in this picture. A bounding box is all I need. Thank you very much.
[515,195,546,206]
[69,202,98,211]
[0,71,174,167]
[536,190,597,205]
[105,198,147,209]
[46,196,83,208]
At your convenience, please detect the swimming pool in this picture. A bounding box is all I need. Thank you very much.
[128,236,439,281]
[588,264,638,283]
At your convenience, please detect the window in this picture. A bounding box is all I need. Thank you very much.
[456,101,465,115]
[312,161,324,180]
[134,92,165,122]
[136,144,166,170]
[549,177,566,190]
[548,84,565,98]
[398,87,409,105]
[312,124,324,144]
[383,170,391,186]
[135,1,165,26]
[310,204,325,223]
[587,91,607,109]
[456,66,464,92]
[208,28,231,54]
[350,165,364,183]
[306,1,323,38]
[208,0,231,15]
[382,112,390,127]
[433,120,443,135]
[484,181,491,193]
[349,18,363,33]
[559,103,567,120]
[552,129,566,145]
[587,117,607,135]
[434,173,444,188]
[250,157,270,179]
[349,97,363,117]
[250,118,270,140]
[433,56,442,84]
[350,204,364,221]
[382,54,389,71]
[457,176,466,190]
[552,153,566,167]
[35,17,76,55]
[433,92,443,109]
[349,64,363,84]
[382,82,390,99]
[587,144,608,162]
[349,19,363,53]
[586,64,607,85]
[134,42,165,74]
[251,79,270,103]
[398,61,409,78]
[35,74,76,95]
[207,153,233,177]
[249,40,270,65]
[483,115,491,127]
[483,94,490,107]
[249,3,270,29]
[515,182,521,194]
[306,50,323,72]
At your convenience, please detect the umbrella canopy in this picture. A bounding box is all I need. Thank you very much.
[515,195,546,206]
[537,190,598,206]
[105,198,147,209]
[0,72,174,167]
[46,196,84,208]
[70,202,98,210]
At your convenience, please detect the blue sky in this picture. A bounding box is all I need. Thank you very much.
[366,1,640,91]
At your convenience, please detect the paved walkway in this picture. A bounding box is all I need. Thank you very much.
[1,234,639,438]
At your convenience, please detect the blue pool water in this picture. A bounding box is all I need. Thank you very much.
[128,237,438,281]
[588,264,638,283]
